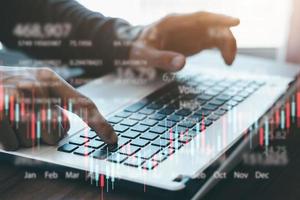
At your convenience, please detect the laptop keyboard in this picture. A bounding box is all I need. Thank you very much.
[58,75,265,170]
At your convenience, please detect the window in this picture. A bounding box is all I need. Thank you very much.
[77,0,292,48]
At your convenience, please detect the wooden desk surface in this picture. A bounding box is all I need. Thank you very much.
[0,161,153,200]
[1,156,300,200]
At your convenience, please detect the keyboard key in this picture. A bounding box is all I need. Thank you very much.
[107,116,123,124]
[151,139,170,147]
[167,114,183,122]
[161,148,175,156]
[131,124,149,132]
[188,115,202,123]
[138,146,161,159]
[211,86,227,92]
[185,130,199,137]
[205,90,220,96]
[152,153,168,162]
[207,114,220,121]
[223,89,240,96]
[178,93,198,100]
[102,137,131,152]
[121,130,141,139]
[209,99,226,106]
[178,120,196,128]
[142,160,159,170]
[140,119,158,127]
[147,103,163,110]
[149,126,167,134]
[158,120,176,128]
[140,132,159,141]
[198,94,213,101]
[73,146,95,156]
[194,109,210,117]
[245,87,256,93]
[160,132,179,141]
[178,101,200,112]
[117,137,131,147]
[176,108,192,116]
[149,113,166,121]
[178,135,192,144]
[139,108,155,115]
[86,140,105,149]
[124,157,145,167]
[120,119,138,127]
[202,104,218,111]
[115,111,132,118]
[176,126,189,134]
[129,113,147,121]
[125,101,148,113]
[158,108,175,115]
[232,96,244,102]
[80,130,97,139]
[214,109,227,116]
[131,138,150,147]
[226,100,238,107]
[238,91,251,98]
[119,145,140,156]
[69,137,89,145]
[169,142,184,150]
[216,94,232,101]
[107,153,128,163]
[201,119,213,127]
[101,143,119,152]
[92,149,111,160]
[114,124,129,133]
[58,143,78,153]
[220,104,232,111]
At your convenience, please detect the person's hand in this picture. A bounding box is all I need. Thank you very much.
[130,11,240,72]
[0,67,117,150]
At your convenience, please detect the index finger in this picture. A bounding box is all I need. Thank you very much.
[39,69,118,145]
[194,11,240,27]
[213,28,237,65]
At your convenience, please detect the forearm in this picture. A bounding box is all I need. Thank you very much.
[0,0,142,69]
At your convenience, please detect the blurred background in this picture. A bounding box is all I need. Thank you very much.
[77,0,293,60]
[0,0,297,73]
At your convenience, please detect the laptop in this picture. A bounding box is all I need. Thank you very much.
[0,50,299,196]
